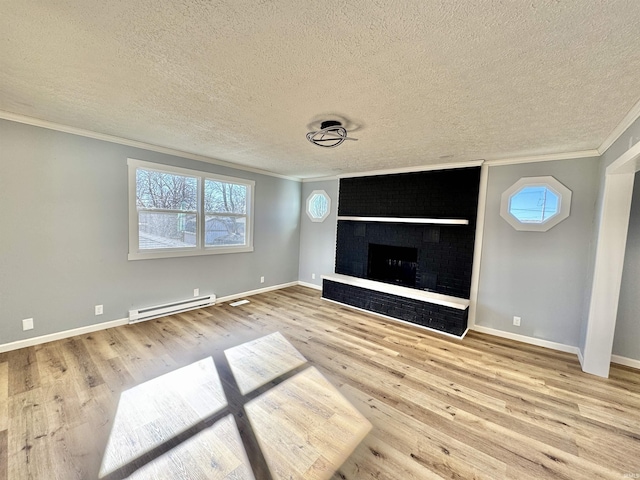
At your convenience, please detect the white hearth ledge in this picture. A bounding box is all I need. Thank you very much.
[322,274,469,310]
[337,216,469,225]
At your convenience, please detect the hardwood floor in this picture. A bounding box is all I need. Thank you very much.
[1,285,639,479]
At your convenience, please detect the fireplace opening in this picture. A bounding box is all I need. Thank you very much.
[367,243,418,288]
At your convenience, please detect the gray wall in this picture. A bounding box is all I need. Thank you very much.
[476,157,600,346]
[0,119,301,345]
[298,180,339,287]
[613,170,640,361]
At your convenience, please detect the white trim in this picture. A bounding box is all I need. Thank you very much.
[301,175,340,183]
[127,158,255,261]
[337,216,469,225]
[128,246,254,261]
[337,160,485,179]
[322,274,469,310]
[297,281,322,291]
[302,151,601,182]
[499,176,572,232]
[604,137,640,174]
[302,151,600,181]
[467,164,489,328]
[577,348,584,368]
[0,282,303,353]
[583,169,636,377]
[471,325,579,355]
[0,110,300,182]
[580,141,640,377]
[611,355,640,370]
[484,150,600,167]
[215,281,299,304]
[598,97,640,155]
[0,317,129,354]
[306,190,331,222]
[322,297,468,339]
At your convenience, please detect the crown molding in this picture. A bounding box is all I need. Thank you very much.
[484,149,600,167]
[336,160,485,179]
[10,100,640,180]
[0,110,301,182]
[301,175,339,183]
[302,150,601,181]
[598,97,640,155]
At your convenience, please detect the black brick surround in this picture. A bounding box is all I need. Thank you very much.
[324,167,481,336]
[323,280,468,337]
[335,221,475,298]
[338,167,481,219]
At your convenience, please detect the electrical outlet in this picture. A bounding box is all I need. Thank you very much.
[260,276,265,283]
[22,318,34,331]
[194,288,199,297]
[312,273,316,280]
[95,305,103,316]
[513,316,521,326]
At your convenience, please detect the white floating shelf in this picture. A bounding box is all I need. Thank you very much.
[321,274,469,310]
[337,216,469,225]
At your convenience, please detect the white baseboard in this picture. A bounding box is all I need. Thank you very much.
[0,317,129,354]
[577,348,585,367]
[215,281,299,304]
[0,281,303,354]
[611,354,640,370]
[471,325,579,355]
[297,281,322,291]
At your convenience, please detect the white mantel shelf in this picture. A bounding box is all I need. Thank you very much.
[321,274,469,310]
[337,216,469,225]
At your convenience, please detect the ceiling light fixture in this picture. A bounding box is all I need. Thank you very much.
[306,120,358,148]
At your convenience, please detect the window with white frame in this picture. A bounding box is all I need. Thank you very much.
[128,159,254,260]
[500,176,571,232]
[306,190,331,222]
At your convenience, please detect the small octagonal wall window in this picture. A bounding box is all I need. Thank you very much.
[306,190,331,222]
[500,176,572,232]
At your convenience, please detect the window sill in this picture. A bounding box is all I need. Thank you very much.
[128,245,254,261]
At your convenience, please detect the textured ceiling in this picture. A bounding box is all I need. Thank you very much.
[2,1,640,178]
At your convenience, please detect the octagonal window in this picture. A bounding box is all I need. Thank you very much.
[500,176,572,232]
[306,190,331,222]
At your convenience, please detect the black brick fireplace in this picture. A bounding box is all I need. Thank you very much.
[322,167,481,337]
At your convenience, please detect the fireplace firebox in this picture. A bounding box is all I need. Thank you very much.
[367,244,418,288]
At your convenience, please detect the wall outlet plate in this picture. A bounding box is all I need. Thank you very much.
[513,316,521,326]
[22,318,34,331]
[260,276,265,283]
[312,273,316,279]
[194,288,199,297]
[95,305,104,316]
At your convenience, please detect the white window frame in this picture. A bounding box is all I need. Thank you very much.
[306,190,331,222]
[128,158,255,260]
[500,176,572,232]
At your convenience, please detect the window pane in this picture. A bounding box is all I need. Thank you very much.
[205,215,246,246]
[138,211,197,250]
[205,180,247,214]
[308,193,329,219]
[136,169,198,211]
[509,186,559,223]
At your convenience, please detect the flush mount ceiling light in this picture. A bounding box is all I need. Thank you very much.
[306,120,358,148]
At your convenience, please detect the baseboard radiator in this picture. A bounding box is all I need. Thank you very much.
[129,294,216,324]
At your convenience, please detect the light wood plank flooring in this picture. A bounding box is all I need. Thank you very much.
[1,286,639,479]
